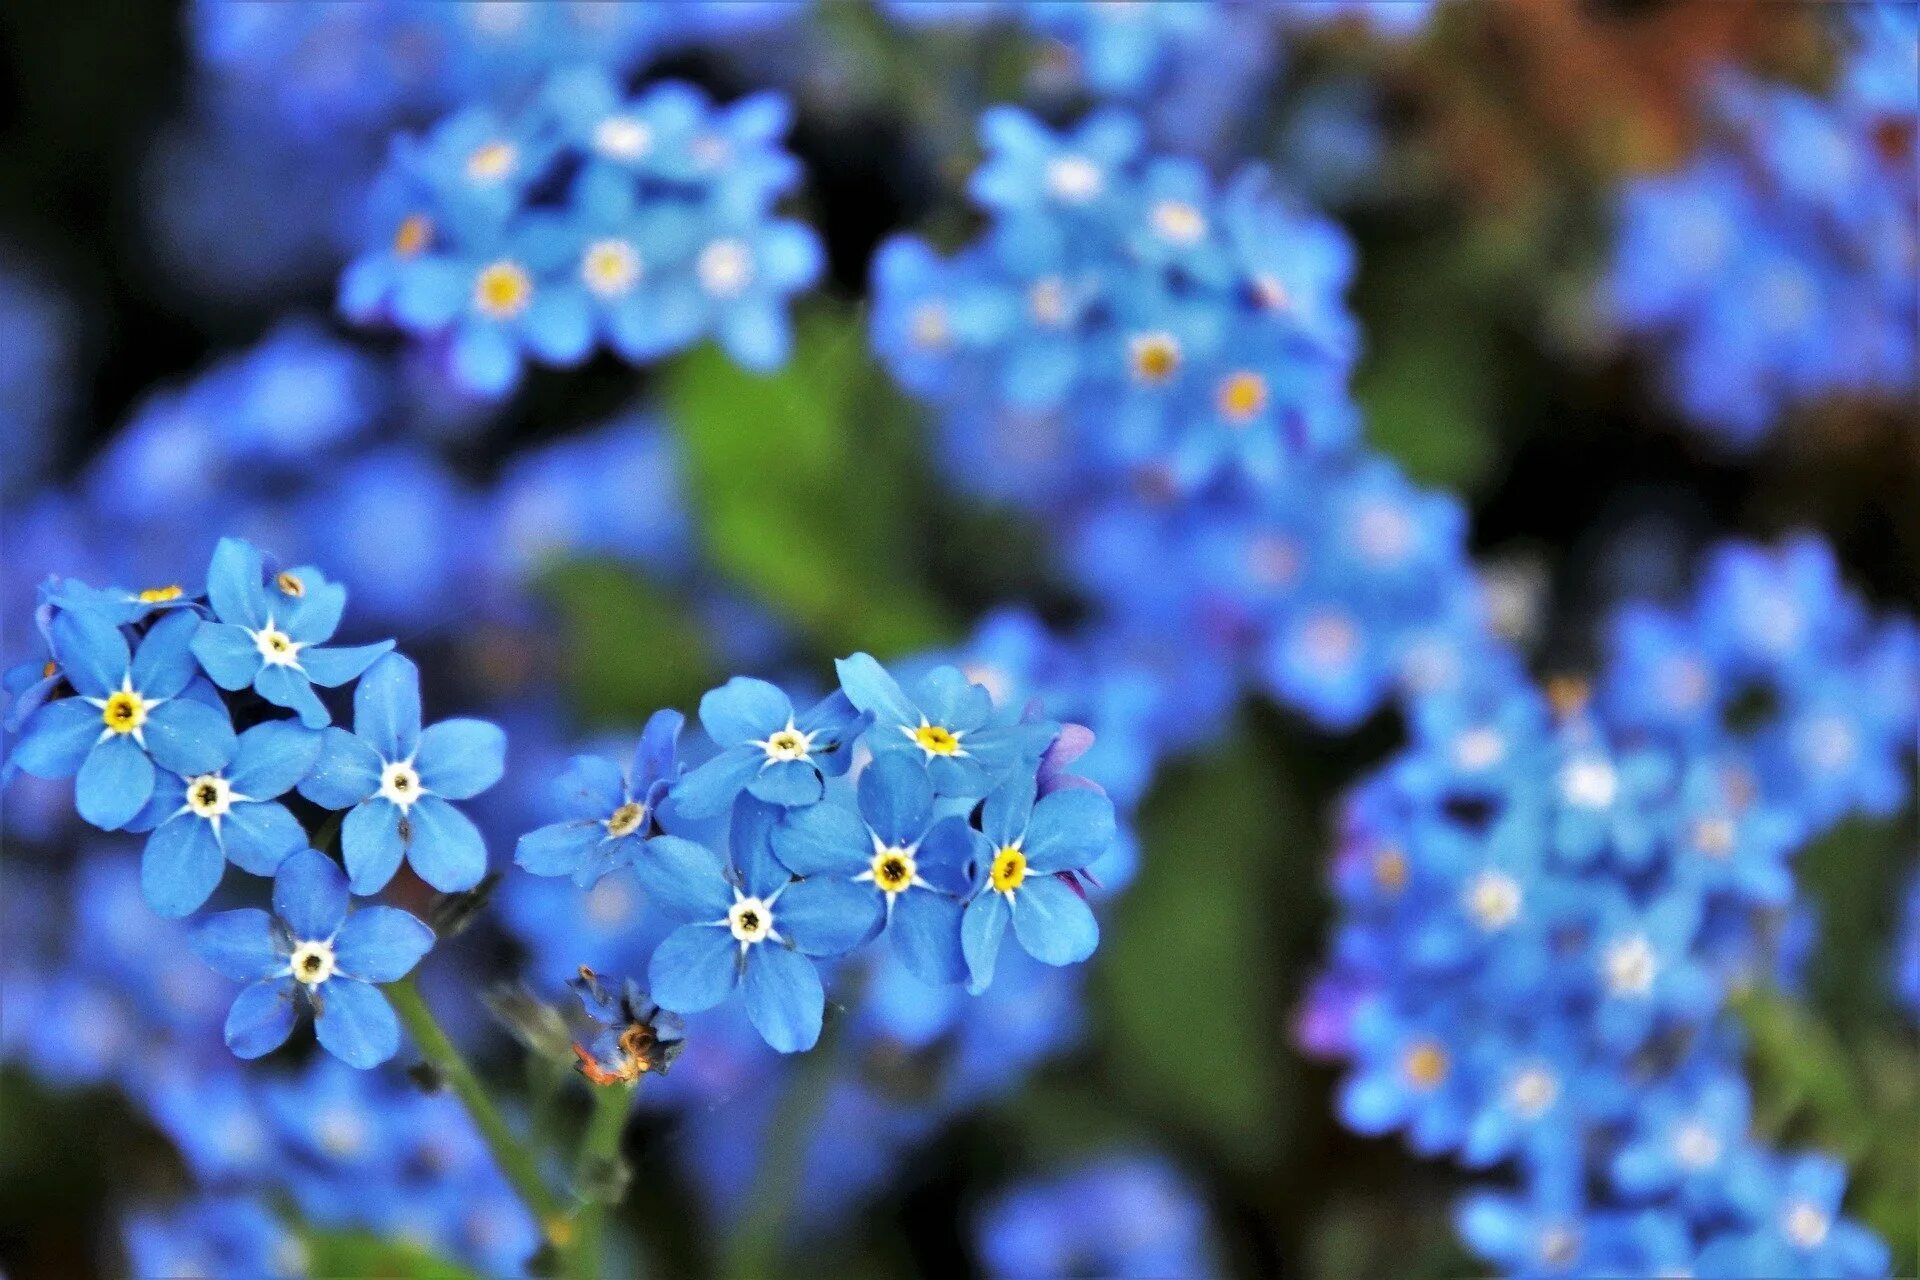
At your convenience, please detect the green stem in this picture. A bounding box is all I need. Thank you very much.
[566,1081,639,1280]
[385,977,570,1248]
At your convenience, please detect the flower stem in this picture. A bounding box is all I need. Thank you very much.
[566,1080,639,1280]
[384,976,571,1249]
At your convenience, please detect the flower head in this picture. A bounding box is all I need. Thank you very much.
[836,652,1056,799]
[669,677,863,819]
[515,708,684,887]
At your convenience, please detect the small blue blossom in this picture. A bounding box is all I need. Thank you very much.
[669,676,863,819]
[298,652,506,894]
[516,708,685,887]
[192,848,435,1069]
[976,1154,1221,1280]
[836,652,1055,799]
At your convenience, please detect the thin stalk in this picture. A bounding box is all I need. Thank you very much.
[384,977,571,1249]
[566,1081,639,1280]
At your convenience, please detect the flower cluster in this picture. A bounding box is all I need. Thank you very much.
[3,537,507,1069]
[516,653,1115,1052]
[1607,9,1918,444]
[1305,536,1914,1278]
[871,104,1359,498]
[340,67,822,395]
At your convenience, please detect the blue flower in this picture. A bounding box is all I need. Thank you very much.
[124,1194,304,1280]
[192,848,435,1068]
[634,795,876,1052]
[970,107,1143,218]
[1609,1070,1761,1213]
[190,537,394,729]
[976,1154,1221,1280]
[955,775,1113,993]
[297,653,506,894]
[9,608,236,830]
[516,708,685,887]
[1337,997,1475,1157]
[772,754,974,985]
[566,966,684,1084]
[669,677,863,819]
[132,720,324,917]
[836,652,1055,799]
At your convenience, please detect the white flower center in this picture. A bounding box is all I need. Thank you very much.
[316,1106,368,1158]
[605,800,647,839]
[594,114,654,160]
[1028,276,1071,327]
[756,721,815,764]
[1150,199,1208,246]
[465,140,517,183]
[1465,869,1523,930]
[252,622,304,668]
[1044,154,1103,203]
[1300,612,1359,669]
[1603,934,1658,996]
[185,773,236,820]
[728,896,775,944]
[1452,727,1506,771]
[1508,1065,1559,1118]
[909,300,950,350]
[581,238,642,298]
[1784,1200,1830,1249]
[290,939,336,986]
[1354,502,1414,564]
[1671,1120,1722,1170]
[1560,757,1618,809]
[380,759,424,810]
[697,238,754,298]
[586,876,637,927]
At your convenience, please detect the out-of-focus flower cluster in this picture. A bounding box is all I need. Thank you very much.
[1304,537,1915,1278]
[1607,9,1918,445]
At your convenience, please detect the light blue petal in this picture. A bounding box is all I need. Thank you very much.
[631,834,733,921]
[142,696,237,777]
[979,775,1037,851]
[189,622,262,691]
[770,801,869,878]
[10,698,99,778]
[142,815,225,917]
[274,849,350,940]
[961,891,1010,994]
[915,816,981,895]
[333,906,435,982]
[718,300,790,372]
[833,653,917,728]
[49,609,130,699]
[222,801,308,876]
[775,876,882,956]
[342,799,406,894]
[450,322,522,397]
[744,757,821,808]
[648,925,741,1013]
[298,727,381,809]
[1009,875,1099,965]
[404,795,488,892]
[255,665,329,728]
[913,666,990,731]
[743,944,824,1053]
[352,653,422,760]
[301,641,396,689]
[192,908,284,981]
[553,753,624,820]
[698,676,791,746]
[77,734,155,830]
[891,890,967,985]
[226,720,323,798]
[524,288,594,364]
[669,746,760,819]
[1021,787,1116,874]
[732,794,791,899]
[858,754,933,848]
[514,822,602,879]
[130,610,203,700]
[415,718,506,799]
[205,538,268,629]
[634,708,684,787]
[278,566,345,642]
[314,978,400,1069]
[225,978,300,1060]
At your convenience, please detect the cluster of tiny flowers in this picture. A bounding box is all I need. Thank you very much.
[974,1154,1222,1279]
[340,66,822,395]
[1607,9,1917,445]
[516,652,1116,1053]
[3,538,508,1069]
[1303,536,1915,1278]
[871,104,1359,498]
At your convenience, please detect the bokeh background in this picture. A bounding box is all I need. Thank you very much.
[0,2,1914,1278]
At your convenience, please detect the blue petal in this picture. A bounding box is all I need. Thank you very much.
[891,890,967,985]
[142,696,237,776]
[774,877,882,956]
[77,734,155,830]
[255,665,329,728]
[913,666,991,731]
[450,322,522,397]
[1021,787,1115,874]
[731,794,791,899]
[514,822,602,879]
[553,753,624,820]
[979,776,1037,851]
[131,610,204,700]
[10,698,100,778]
[192,908,285,981]
[858,754,933,848]
[770,800,869,878]
[915,816,981,895]
[190,622,263,691]
[1009,875,1099,965]
[226,720,323,798]
[524,288,594,364]
[205,538,268,629]
[298,727,382,809]
[743,944,824,1053]
[301,641,397,689]
[222,801,308,877]
[648,925,741,1013]
[333,906,435,982]
[926,751,988,799]
[278,566,346,642]
[633,708,684,787]
[699,676,791,746]
[669,746,760,820]
[833,653,917,728]
[352,653,422,760]
[404,794,488,892]
[961,891,1011,994]
[142,815,225,917]
[718,300,791,373]
[49,609,129,698]
[314,978,400,1069]
[342,799,406,894]
[631,834,733,921]
[415,718,506,799]
[225,977,300,1060]
[274,849,350,940]
[744,757,822,808]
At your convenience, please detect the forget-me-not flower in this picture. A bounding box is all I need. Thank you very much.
[515,708,684,887]
[836,653,1056,799]
[670,676,864,819]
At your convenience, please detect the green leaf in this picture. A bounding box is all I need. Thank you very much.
[664,308,954,658]
[301,1229,482,1280]
[538,560,719,727]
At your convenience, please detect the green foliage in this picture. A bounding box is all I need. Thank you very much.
[665,308,955,660]
[538,560,720,727]
[301,1229,482,1280]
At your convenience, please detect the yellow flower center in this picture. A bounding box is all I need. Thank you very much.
[393,213,432,258]
[290,940,336,986]
[138,585,184,603]
[582,238,642,298]
[911,723,962,757]
[275,571,306,598]
[1150,198,1208,246]
[990,845,1027,894]
[1402,1040,1449,1089]
[1372,847,1408,893]
[606,801,646,839]
[870,848,916,894]
[253,623,302,668]
[465,140,517,183]
[101,690,149,736]
[761,727,811,763]
[473,260,533,320]
[1128,331,1181,385]
[1216,370,1269,425]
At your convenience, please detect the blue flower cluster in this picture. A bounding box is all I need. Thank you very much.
[341,67,822,395]
[1607,10,1918,444]
[1305,535,1915,1278]
[975,1154,1221,1279]
[3,538,509,1069]
[871,105,1359,497]
[516,652,1115,1053]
